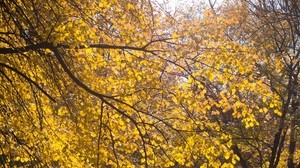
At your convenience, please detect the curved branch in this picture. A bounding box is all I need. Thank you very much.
[49,45,112,100]
[49,44,149,167]
[0,40,167,55]
[0,62,56,102]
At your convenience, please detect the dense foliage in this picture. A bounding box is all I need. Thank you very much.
[0,0,299,167]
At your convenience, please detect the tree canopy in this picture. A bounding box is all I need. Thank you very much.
[0,0,299,167]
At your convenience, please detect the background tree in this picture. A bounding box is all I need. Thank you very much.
[207,0,300,167]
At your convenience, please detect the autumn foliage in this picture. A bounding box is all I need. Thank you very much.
[0,0,299,167]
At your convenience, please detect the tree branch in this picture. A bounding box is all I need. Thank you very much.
[0,40,165,54]
[232,144,248,168]
[0,62,56,102]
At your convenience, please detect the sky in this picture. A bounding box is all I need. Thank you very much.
[153,0,193,14]
[152,0,223,15]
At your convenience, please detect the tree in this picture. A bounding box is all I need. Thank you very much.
[0,0,299,167]
[244,1,300,167]
[211,0,300,167]
[0,0,177,166]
